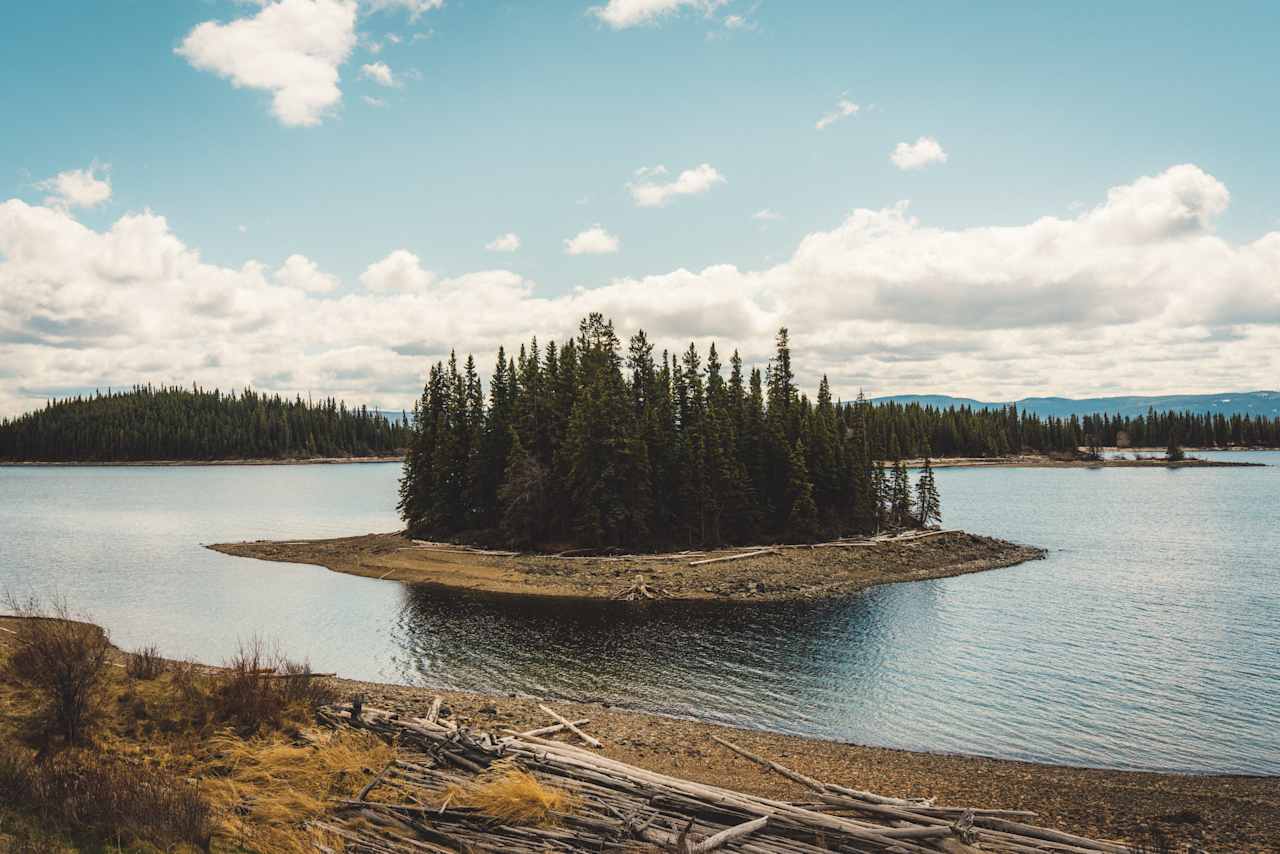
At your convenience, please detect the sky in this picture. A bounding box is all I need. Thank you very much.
[2,0,1279,417]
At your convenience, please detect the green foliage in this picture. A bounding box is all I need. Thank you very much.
[0,384,410,462]
[915,459,942,527]
[397,314,1280,550]
[400,315,957,550]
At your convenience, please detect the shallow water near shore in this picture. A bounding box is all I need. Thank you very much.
[1,453,1277,774]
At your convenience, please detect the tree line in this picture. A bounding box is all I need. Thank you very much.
[0,385,410,462]
[398,314,950,551]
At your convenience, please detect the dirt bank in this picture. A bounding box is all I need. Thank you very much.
[209,530,1046,602]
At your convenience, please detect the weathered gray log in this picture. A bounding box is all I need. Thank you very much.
[710,735,826,793]
[505,717,591,738]
[688,548,778,567]
[689,815,769,853]
[538,704,602,748]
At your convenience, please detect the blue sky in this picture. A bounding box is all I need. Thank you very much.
[2,1,1279,414]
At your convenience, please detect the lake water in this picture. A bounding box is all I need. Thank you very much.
[1,455,1277,775]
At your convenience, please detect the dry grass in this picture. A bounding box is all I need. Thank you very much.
[0,742,212,850]
[202,728,393,852]
[0,614,366,853]
[442,759,574,826]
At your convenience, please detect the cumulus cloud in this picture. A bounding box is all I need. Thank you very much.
[590,0,728,29]
[485,233,521,252]
[815,98,859,130]
[3,164,1279,418]
[360,61,396,86]
[176,0,358,127]
[753,208,782,221]
[274,254,339,293]
[37,164,112,210]
[890,136,948,170]
[628,163,725,207]
[359,249,435,291]
[564,225,621,255]
[362,95,386,107]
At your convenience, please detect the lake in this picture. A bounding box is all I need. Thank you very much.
[0,455,1276,774]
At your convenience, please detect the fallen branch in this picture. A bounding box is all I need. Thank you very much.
[688,548,778,567]
[538,704,602,749]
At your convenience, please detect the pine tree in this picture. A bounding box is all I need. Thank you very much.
[784,439,821,542]
[890,460,914,529]
[915,458,941,528]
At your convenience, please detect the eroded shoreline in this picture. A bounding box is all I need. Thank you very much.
[208,530,1047,602]
[2,616,1274,852]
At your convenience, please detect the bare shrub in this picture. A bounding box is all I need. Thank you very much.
[212,637,336,734]
[126,643,166,680]
[3,595,111,745]
[0,744,213,849]
[279,659,338,710]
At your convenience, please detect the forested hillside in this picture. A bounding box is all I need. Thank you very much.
[0,386,410,462]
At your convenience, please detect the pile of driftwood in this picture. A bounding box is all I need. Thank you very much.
[314,700,1130,854]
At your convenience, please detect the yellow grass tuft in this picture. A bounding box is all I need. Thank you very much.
[442,759,574,826]
[204,727,393,853]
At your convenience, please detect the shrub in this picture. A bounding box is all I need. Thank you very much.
[213,637,337,734]
[126,643,166,680]
[3,595,112,745]
[0,744,213,850]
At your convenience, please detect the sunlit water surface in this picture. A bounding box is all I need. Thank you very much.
[1,454,1277,774]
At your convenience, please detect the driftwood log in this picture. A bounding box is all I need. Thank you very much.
[315,701,1132,854]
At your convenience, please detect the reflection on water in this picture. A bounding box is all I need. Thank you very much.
[2,454,1278,773]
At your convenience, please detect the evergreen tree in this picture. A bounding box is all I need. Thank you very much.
[890,460,914,529]
[915,459,941,527]
[784,439,821,542]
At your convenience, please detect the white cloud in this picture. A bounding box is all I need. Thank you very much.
[274,254,339,293]
[753,208,782,221]
[176,0,358,127]
[628,163,725,207]
[3,165,1280,418]
[589,0,728,29]
[890,136,948,170]
[37,164,112,210]
[359,249,435,292]
[360,61,396,86]
[564,225,620,255]
[362,95,386,107]
[364,0,443,19]
[815,98,859,131]
[485,233,521,252]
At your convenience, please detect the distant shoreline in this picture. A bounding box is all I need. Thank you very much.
[910,453,1267,469]
[0,455,406,468]
[3,450,1269,469]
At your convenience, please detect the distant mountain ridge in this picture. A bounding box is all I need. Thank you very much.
[872,391,1280,419]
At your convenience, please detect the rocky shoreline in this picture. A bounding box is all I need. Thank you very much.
[209,529,1047,602]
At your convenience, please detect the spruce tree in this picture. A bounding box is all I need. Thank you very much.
[890,460,914,529]
[784,439,821,542]
[915,458,941,527]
